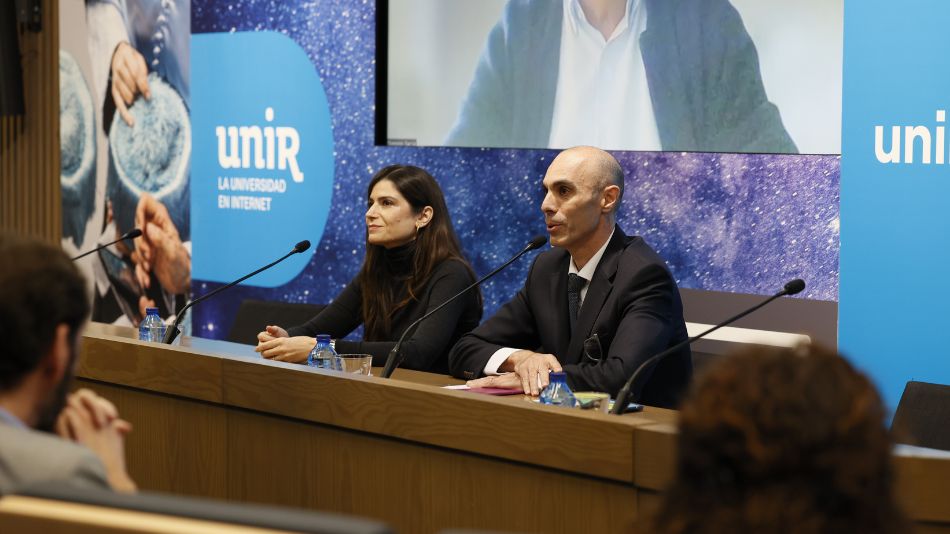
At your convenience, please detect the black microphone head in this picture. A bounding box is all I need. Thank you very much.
[122,228,143,240]
[526,235,548,250]
[784,279,806,295]
[294,240,312,253]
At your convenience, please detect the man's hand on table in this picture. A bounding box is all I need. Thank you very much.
[467,350,563,396]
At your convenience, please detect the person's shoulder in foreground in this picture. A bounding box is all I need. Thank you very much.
[0,416,109,494]
[0,232,136,495]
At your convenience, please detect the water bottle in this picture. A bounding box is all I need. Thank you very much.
[539,372,576,408]
[308,334,342,370]
[138,307,166,342]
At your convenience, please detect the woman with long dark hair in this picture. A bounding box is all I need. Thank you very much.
[254,165,482,373]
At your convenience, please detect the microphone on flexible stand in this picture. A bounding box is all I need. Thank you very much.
[380,235,548,379]
[162,240,312,344]
[609,278,806,415]
[71,228,143,261]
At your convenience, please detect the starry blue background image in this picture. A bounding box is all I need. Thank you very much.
[190,0,839,340]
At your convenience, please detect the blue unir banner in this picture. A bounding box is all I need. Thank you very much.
[191,31,334,287]
[840,0,950,410]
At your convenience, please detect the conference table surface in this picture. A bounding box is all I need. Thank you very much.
[76,323,950,534]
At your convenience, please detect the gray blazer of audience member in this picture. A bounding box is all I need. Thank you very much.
[0,418,111,495]
[446,0,798,153]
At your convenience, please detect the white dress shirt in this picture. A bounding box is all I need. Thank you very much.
[483,229,615,375]
[548,0,661,151]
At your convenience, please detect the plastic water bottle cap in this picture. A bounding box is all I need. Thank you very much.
[145,307,160,315]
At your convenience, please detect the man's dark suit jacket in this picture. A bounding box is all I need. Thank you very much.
[448,227,692,408]
[446,0,797,154]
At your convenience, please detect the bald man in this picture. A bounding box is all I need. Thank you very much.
[448,147,691,408]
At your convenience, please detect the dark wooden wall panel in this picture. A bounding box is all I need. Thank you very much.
[0,0,59,243]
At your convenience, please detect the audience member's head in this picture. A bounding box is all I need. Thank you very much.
[652,344,908,534]
[0,232,89,431]
[0,232,136,493]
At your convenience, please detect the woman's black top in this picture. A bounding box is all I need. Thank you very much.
[286,243,482,374]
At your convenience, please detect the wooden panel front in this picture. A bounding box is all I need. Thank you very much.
[227,408,638,534]
[222,356,644,483]
[79,333,225,403]
[0,0,60,242]
[74,381,228,500]
[895,455,950,525]
[77,324,647,533]
[75,323,950,533]
[76,375,641,533]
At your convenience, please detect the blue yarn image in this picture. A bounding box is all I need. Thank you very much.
[59,50,97,248]
[108,73,191,239]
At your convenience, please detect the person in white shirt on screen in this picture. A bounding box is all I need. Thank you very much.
[446,0,796,154]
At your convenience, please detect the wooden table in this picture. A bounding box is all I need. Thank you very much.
[75,323,950,533]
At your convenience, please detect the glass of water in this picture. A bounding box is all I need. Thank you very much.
[338,354,373,376]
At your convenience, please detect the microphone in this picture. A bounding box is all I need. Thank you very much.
[71,228,143,260]
[380,235,547,378]
[609,278,806,415]
[161,240,312,344]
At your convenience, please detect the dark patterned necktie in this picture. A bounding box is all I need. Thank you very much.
[567,273,586,331]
